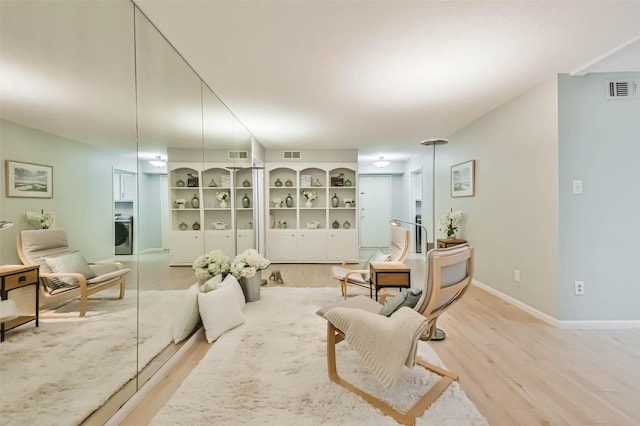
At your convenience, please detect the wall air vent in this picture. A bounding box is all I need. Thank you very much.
[283,151,301,160]
[606,80,637,99]
[228,150,249,160]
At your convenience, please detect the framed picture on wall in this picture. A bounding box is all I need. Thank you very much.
[5,160,53,198]
[450,160,475,197]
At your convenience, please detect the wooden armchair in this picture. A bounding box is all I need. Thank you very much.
[17,229,130,317]
[331,225,410,299]
[322,244,474,425]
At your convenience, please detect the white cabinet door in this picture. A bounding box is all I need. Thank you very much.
[297,230,327,261]
[267,230,297,261]
[170,231,204,265]
[236,230,255,254]
[327,230,358,261]
[205,230,234,256]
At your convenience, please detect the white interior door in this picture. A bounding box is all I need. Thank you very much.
[359,175,391,248]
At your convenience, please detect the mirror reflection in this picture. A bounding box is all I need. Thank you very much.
[1,1,259,424]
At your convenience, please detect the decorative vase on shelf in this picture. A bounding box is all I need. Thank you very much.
[332,220,340,229]
[242,194,250,208]
[243,179,251,187]
[305,200,312,208]
[343,220,351,229]
[331,193,339,208]
[220,200,228,208]
[285,194,293,208]
[192,221,201,230]
[191,194,200,209]
[344,178,352,187]
[176,179,185,187]
[285,179,293,187]
[274,178,283,187]
[179,222,188,231]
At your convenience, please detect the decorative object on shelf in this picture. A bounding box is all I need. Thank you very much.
[24,210,56,229]
[242,179,251,187]
[216,191,229,208]
[450,160,475,198]
[344,198,354,207]
[302,190,317,208]
[192,221,201,230]
[191,194,200,209]
[272,197,282,208]
[274,178,283,187]
[221,175,230,188]
[306,221,320,229]
[300,175,311,187]
[175,198,187,209]
[331,173,344,187]
[242,194,251,208]
[192,249,231,282]
[331,193,339,208]
[313,178,323,187]
[285,179,293,187]
[332,220,340,229]
[278,219,287,229]
[344,178,352,187]
[179,222,188,231]
[176,179,186,187]
[213,222,227,230]
[439,209,464,238]
[285,194,293,208]
[231,249,271,302]
[343,220,351,229]
[208,179,218,187]
[187,173,199,187]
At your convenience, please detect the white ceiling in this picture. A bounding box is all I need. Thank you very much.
[134,0,640,162]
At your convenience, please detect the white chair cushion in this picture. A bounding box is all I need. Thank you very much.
[43,251,96,286]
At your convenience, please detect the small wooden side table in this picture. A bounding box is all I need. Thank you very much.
[1,265,40,342]
[437,238,467,249]
[369,261,411,301]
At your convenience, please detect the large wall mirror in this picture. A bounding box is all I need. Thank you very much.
[0,1,259,423]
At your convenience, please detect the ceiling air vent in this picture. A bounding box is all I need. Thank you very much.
[228,150,249,160]
[283,151,301,160]
[606,80,637,100]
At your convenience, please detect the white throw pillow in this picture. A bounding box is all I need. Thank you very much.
[43,251,96,285]
[200,274,223,293]
[172,284,201,344]
[218,274,246,308]
[198,284,245,343]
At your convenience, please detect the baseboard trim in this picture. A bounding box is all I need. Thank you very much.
[105,327,205,425]
[472,279,640,329]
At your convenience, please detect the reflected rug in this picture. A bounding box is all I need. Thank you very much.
[0,290,181,426]
[151,287,487,426]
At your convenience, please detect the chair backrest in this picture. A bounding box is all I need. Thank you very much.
[17,228,72,275]
[388,226,410,263]
[414,244,473,338]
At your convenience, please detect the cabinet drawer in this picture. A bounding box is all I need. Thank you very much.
[4,270,39,290]
[374,272,410,286]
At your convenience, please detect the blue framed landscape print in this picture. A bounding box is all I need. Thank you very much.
[5,160,53,198]
[451,160,475,197]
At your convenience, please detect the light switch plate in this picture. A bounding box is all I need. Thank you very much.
[572,180,583,194]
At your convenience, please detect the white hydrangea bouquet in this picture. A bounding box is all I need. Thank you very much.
[25,210,55,229]
[216,191,229,202]
[302,190,317,201]
[192,249,231,282]
[439,209,464,238]
[230,249,270,279]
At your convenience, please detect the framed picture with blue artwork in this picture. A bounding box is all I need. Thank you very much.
[451,160,475,197]
[5,160,53,198]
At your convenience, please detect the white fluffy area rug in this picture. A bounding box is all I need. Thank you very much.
[0,289,180,426]
[151,287,488,426]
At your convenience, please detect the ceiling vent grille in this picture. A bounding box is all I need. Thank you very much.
[606,80,637,99]
[283,151,301,160]
[228,150,249,160]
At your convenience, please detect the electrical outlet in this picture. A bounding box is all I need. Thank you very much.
[574,281,585,295]
[514,269,521,282]
[572,180,583,194]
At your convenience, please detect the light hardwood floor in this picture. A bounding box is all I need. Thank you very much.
[119,257,640,425]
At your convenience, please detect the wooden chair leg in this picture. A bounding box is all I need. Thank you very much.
[326,322,457,426]
[118,277,126,299]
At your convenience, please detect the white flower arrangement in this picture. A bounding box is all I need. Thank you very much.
[230,249,270,279]
[439,209,464,238]
[302,190,317,201]
[216,191,230,202]
[24,210,55,229]
[272,197,282,207]
[192,249,231,281]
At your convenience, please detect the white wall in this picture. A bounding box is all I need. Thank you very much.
[0,119,136,263]
[558,72,640,321]
[443,78,561,318]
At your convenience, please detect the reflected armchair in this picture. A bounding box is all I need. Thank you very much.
[17,229,130,316]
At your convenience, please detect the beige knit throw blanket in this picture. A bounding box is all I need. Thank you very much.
[325,306,428,388]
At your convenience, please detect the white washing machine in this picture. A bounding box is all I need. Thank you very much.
[114,216,133,255]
